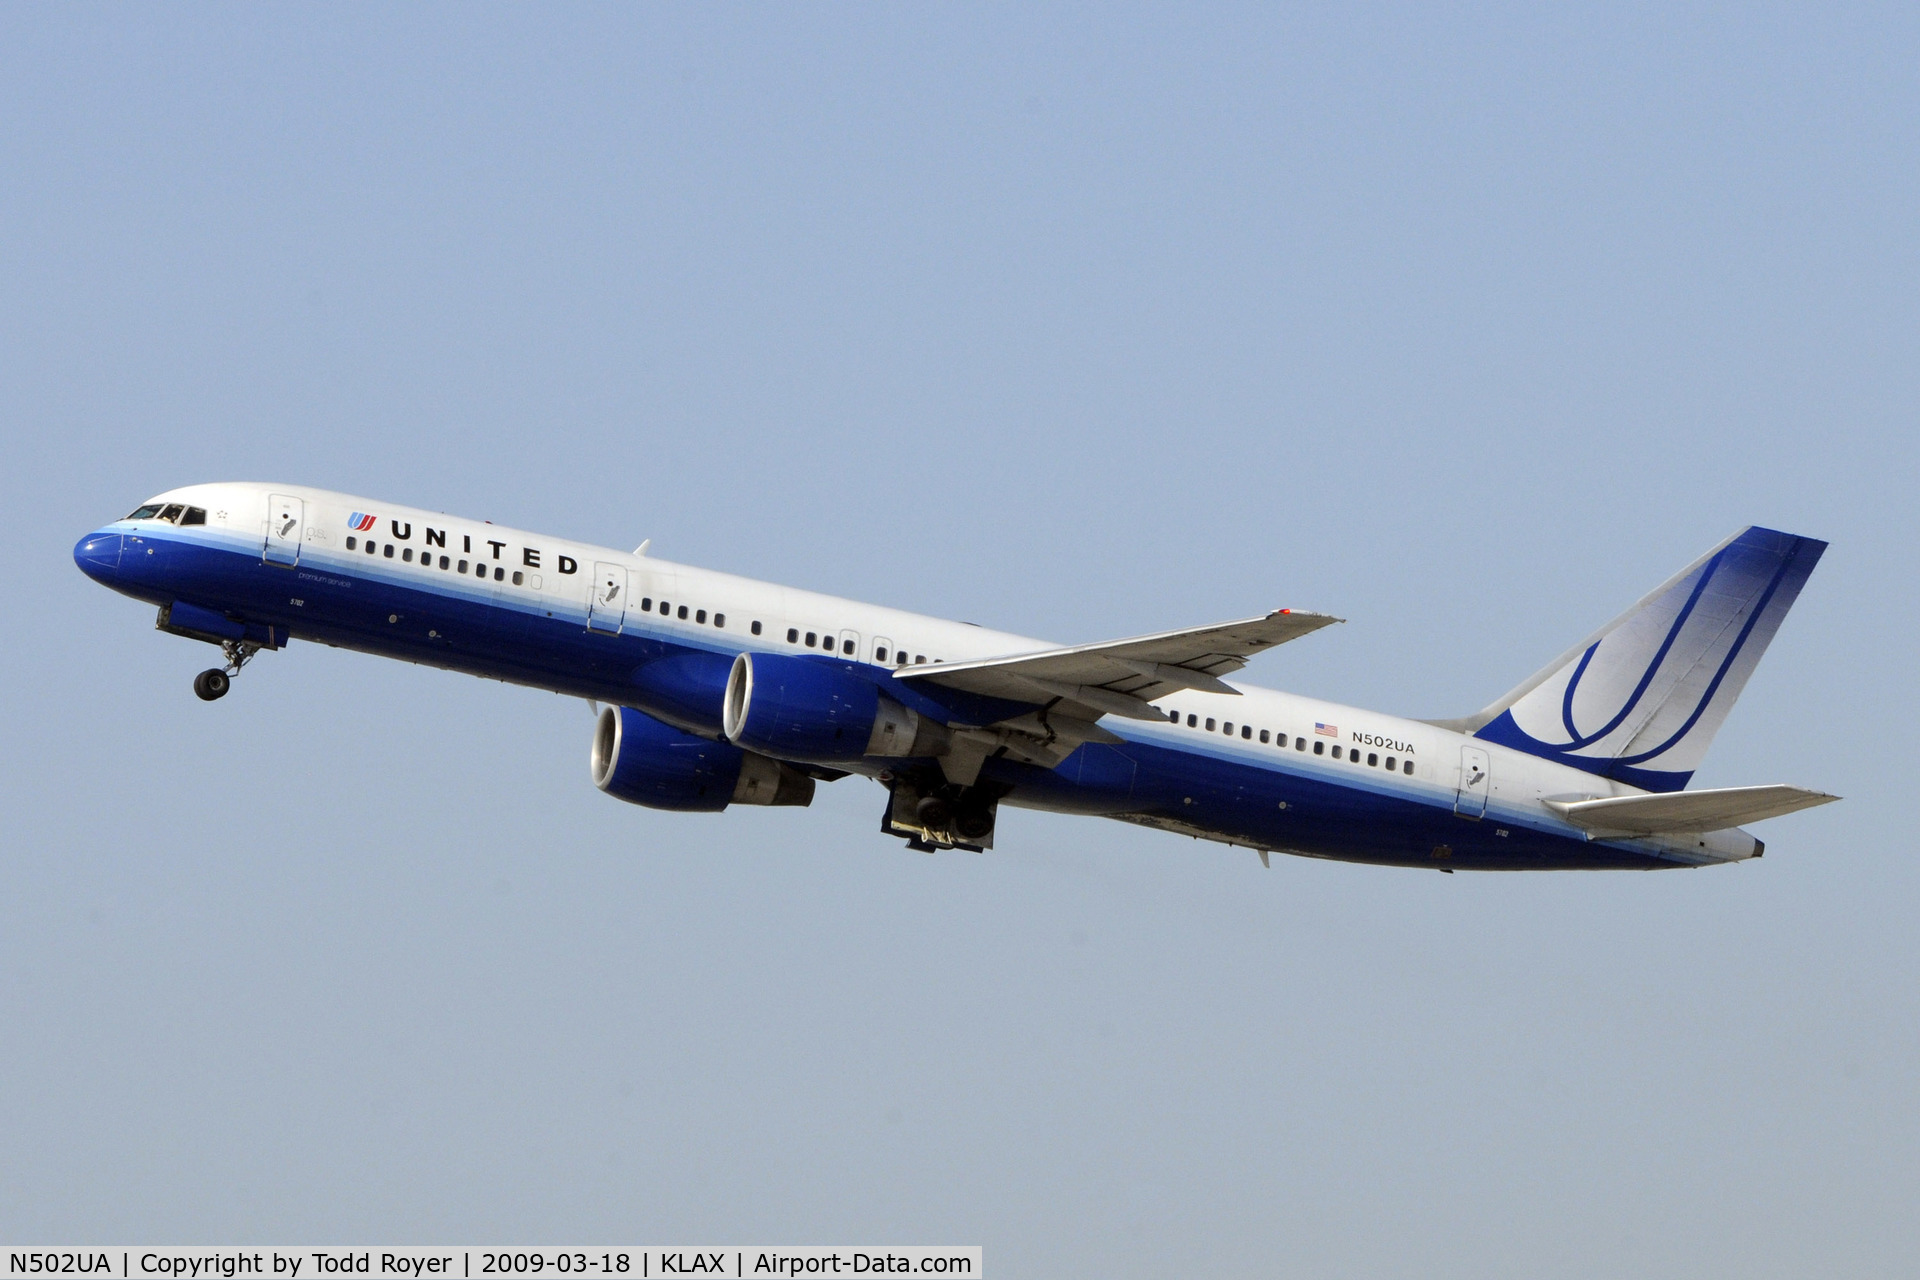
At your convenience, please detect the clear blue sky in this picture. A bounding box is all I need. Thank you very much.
[3,5,1915,1275]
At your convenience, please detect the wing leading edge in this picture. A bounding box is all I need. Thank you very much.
[893,609,1341,782]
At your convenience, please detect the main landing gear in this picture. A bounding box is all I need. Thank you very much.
[883,774,1005,852]
[193,640,261,702]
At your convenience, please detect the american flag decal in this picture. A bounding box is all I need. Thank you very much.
[1315,722,1338,737]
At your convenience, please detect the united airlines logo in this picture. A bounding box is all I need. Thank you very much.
[347,512,376,531]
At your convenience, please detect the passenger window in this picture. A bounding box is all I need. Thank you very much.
[751,621,762,636]
[806,632,817,647]
[512,571,523,585]
[641,598,652,611]
[915,655,926,664]
[346,536,356,551]
[384,544,394,558]
[1331,745,1341,759]
[1223,721,1233,735]
[1206,718,1216,731]
[714,614,725,628]
[1313,741,1325,756]
[181,507,206,526]
[403,548,414,562]
[1368,752,1378,767]
[1403,760,1414,775]
[1384,756,1395,771]
[439,555,449,569]
[897,652,909,665]
[696,609,707,624]
[1187,714,1197,727]
[842,639,854,655]
[678,605,688,620]
[659,600,670,615]
[458,559,469,573]
[876,646,889,663]
[1242,725,1252,739]
[1294,737,1306,751]
[494,567,504,581]
[1259,730,1269,744]
[788,628,799,643]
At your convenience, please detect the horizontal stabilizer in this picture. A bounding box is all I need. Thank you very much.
[1543,785,1839,837]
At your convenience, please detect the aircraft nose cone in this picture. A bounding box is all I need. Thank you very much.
[74,531,123,581]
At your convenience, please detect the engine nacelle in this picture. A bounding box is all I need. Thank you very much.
[722,652,950,762]
[590,705,814,811]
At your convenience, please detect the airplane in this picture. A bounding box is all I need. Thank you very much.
[74,484,1838,871]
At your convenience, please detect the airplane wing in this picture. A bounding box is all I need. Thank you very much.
[1543,785,1839,837]
[894,609,1341,781]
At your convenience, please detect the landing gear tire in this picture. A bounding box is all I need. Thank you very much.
[954,805,995,842]
[193,669,231,701]
[915,795,955,831]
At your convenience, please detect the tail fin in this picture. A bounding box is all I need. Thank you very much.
[1450,526,1826,792]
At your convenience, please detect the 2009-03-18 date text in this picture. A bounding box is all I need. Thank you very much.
[480,1258,630,1276]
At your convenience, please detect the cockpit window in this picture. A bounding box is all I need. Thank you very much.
[122,502,207,524]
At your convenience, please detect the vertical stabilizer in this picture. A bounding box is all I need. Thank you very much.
[1463,526,1825,792]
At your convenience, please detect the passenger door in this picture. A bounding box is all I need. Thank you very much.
[588,562,629,635]
[263,494,304,567]
[1455,745,1491,819]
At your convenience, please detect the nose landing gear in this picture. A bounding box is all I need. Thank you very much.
[193,640,260,702]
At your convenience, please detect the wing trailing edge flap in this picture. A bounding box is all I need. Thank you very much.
[900,608,1341,777]
[1543,785,1839,837]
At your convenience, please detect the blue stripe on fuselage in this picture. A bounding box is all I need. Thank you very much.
[91,528,1675,871]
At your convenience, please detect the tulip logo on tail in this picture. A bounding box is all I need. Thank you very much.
[347,513,376,531]
[1472,525,1827,793]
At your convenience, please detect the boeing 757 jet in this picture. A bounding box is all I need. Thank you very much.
[75,485,1837,869]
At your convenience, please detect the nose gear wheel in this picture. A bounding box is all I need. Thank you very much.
[192,640,261,701]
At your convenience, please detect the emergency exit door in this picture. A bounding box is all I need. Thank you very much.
[588,562,628,635]
[263,494,303,567]
[1455,745,1491,819]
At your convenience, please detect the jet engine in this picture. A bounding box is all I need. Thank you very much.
[722,652,950,762]
[591,705,814,811]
